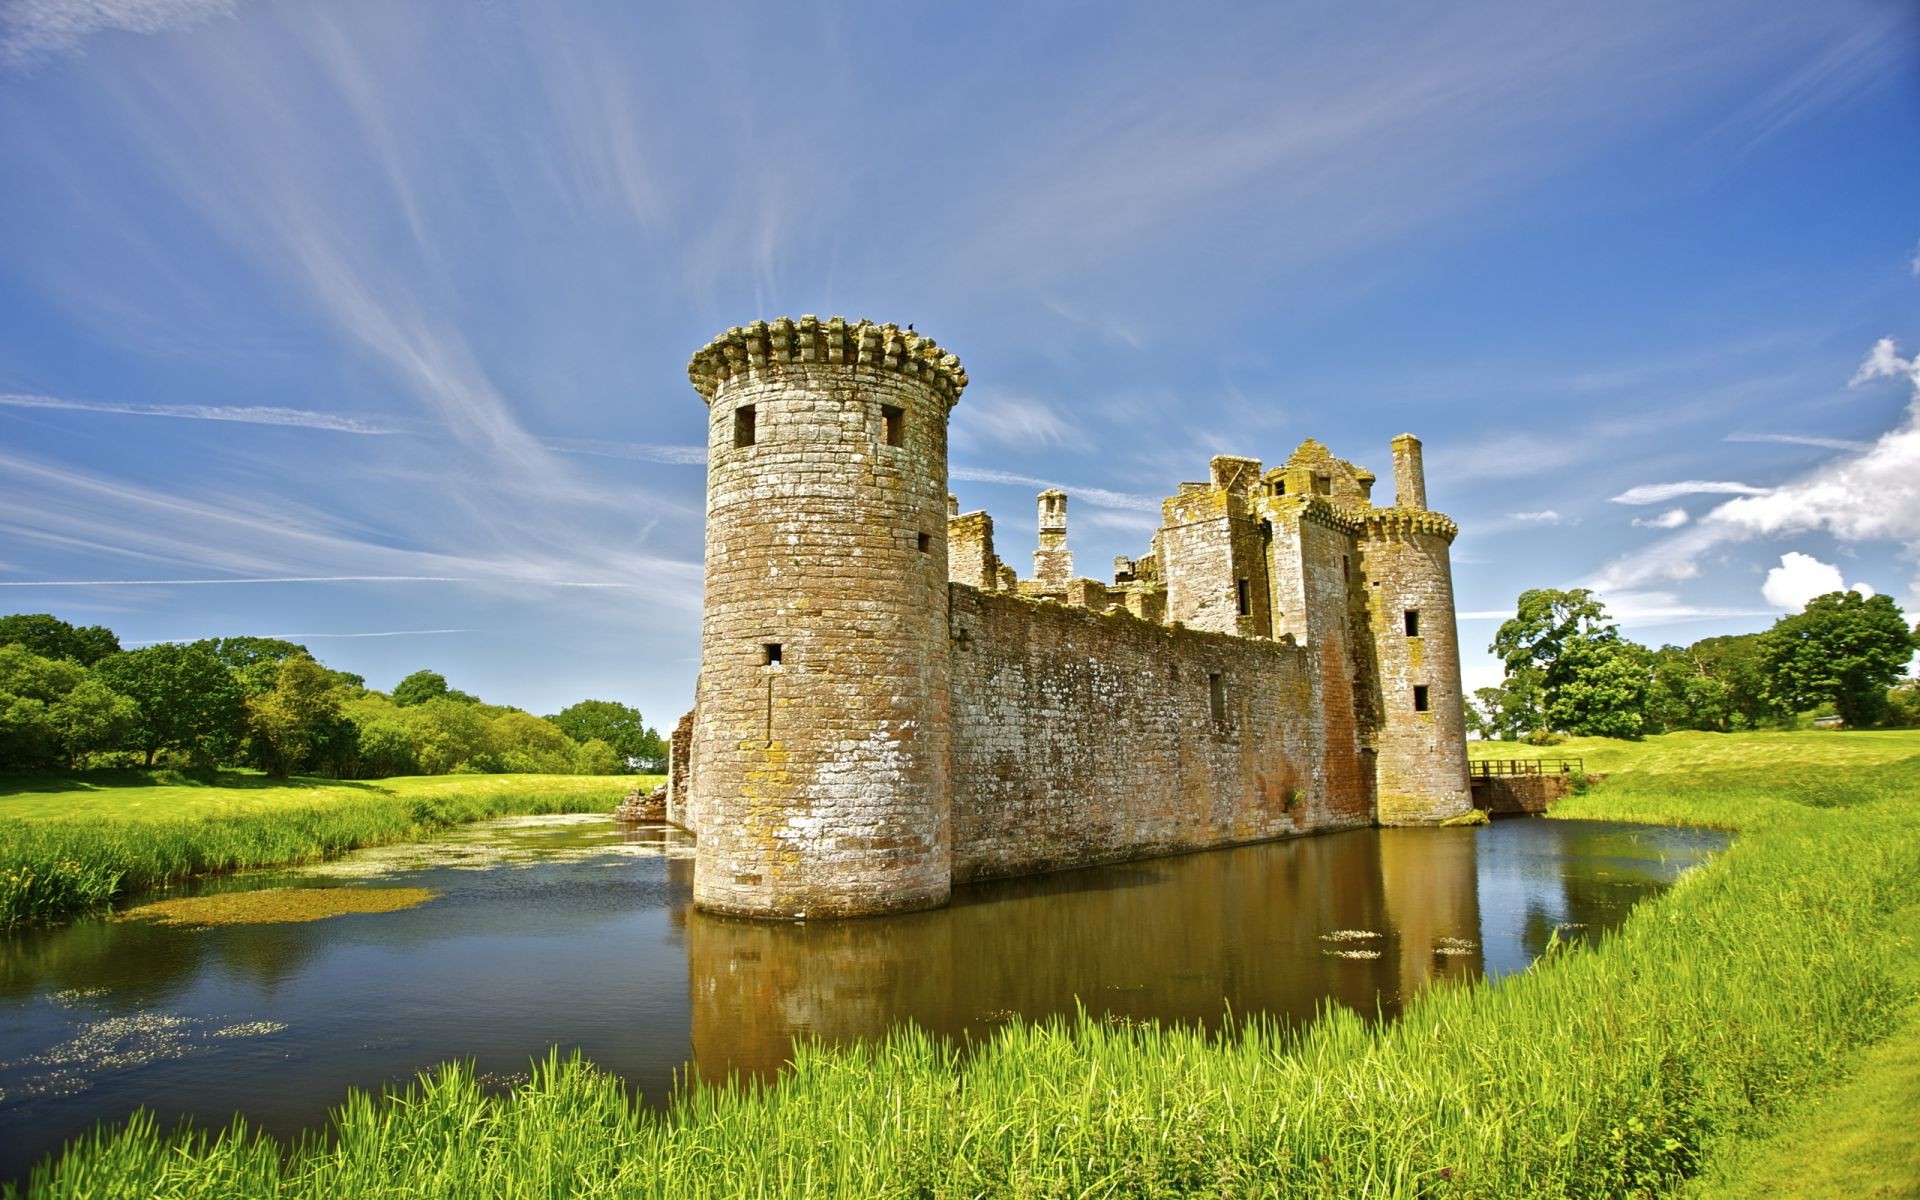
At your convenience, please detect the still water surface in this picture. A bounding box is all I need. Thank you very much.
[0,814,1726,1180]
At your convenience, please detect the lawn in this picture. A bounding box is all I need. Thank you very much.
[0,769,658,925]
[0,768,652,824]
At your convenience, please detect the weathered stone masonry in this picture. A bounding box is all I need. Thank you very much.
[678,316,1472,919]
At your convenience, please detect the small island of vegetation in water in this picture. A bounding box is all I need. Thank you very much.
[4,726,1914,1199]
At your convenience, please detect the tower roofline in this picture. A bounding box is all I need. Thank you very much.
[688,316,968,407]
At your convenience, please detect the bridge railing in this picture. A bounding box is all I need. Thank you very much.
[1469,757,1584,779]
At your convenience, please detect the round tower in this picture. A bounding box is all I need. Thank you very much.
[1363,434,1473,825]
[686,316,966,919]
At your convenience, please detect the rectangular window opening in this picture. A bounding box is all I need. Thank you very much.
[1236,578,1251,616]
[1341,554,1350,580]
[1412,685,1430,712]
[763,642,783,667]
[917,531,931,553]
[733,405,756,448]
[881,404,904,447]
[1208,672,1227,722]
[1404,609,1420,637]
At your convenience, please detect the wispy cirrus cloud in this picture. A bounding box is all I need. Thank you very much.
[952,391,1078,452]
[1631,508,1690,530]
[0,391,403,434]
[950,465,1160,513]
[125,627,472,645]
[1508,510,1566,524]
[0,0,238,71]
[1610,480,1770,505]
[1725,431,1873,453]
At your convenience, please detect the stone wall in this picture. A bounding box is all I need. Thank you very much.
[947,586,1371,884]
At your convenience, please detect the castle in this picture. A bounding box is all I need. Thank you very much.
[669,317,1471,920]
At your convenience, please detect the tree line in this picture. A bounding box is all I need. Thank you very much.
[0,613,669,777]
[1468,588,1920,741]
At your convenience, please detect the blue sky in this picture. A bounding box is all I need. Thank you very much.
[1,0,1916,725]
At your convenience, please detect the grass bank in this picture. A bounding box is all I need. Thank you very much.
[0,771,652,927]
[13,731,1919,1198]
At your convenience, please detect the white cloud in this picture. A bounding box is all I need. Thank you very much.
[1762,552,1873,611]
[1725,431,1872,452]
[0,391,401,434]
[1,0,237,70]
[1508,509,1565,523]
[1632,508,1690,530]
[1611,480,1769,505]
[125,628,472,645]
[1850,335,1909,386]
[1593,336,1920,606]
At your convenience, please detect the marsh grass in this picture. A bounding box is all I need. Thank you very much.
[12,731,1920,1198]
[0,774,647,926]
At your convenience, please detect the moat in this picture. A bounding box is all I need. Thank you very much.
[0,814,1727,1183]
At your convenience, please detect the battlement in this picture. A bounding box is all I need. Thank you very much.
[688,316,968,408]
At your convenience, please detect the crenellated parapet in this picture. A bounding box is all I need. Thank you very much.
[1358,507,1459,543]
[688,316,968,408]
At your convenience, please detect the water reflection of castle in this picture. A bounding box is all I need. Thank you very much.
[680,828,1484,1085]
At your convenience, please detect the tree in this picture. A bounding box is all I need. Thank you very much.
[392,670,478,708]
[401,697,491,773]
[487,711,577,774]
[0,644,139,768]
[1544,638,1649,739]
[94,643,246,766]
[1760,591,1920,727]
[1465,668,1545,741]
[246,654,348,777]
[548,699,657,761]
[0,613,121,665]
[1489,589,1650,738]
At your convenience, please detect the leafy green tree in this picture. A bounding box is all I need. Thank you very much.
[94,643,246,766]
[401,697,491,773]
[51,678,140,767]
[548,699,659,762]
[392,670,449,707]
[487,710,577,774]
[245,654,349,778]
[1466,668,1545,741]
[1645,646,1733,732]
[0,644,139,768]
[571,737,625,775]
[1760,591,1920,727]
[1544,638,1650,738]
[1489,589,1651,738]
[0,613,121,665]
[391,670,478,708]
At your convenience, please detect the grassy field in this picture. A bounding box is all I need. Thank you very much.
[0,770,657,926]
[10,730,1917,1198]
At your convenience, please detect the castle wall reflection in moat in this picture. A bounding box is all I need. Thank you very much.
[684,820,1722,1085]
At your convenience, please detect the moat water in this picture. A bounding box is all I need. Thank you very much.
[0,814,1727,1183]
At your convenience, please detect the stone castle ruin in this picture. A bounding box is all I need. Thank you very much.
[671,316,1471,920]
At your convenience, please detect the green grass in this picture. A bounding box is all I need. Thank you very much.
[11,730,1919,1198]
[0,770,655,926]
[1685,955,1920,1200]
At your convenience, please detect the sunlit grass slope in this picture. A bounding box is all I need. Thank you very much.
[0,770,655,926]
[11,731,1918,1198]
